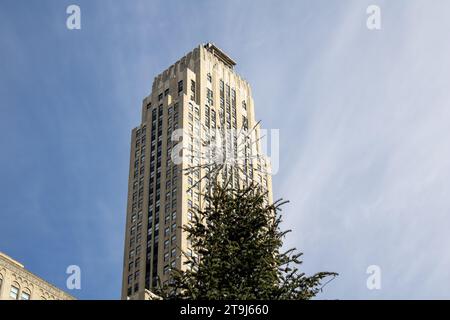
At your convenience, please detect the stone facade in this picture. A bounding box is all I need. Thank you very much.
[0,252,75,300]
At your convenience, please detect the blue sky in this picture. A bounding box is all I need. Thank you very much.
[1,0,450,299]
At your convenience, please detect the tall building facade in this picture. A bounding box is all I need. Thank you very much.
[121,43,273,300]
[0,252,75,300]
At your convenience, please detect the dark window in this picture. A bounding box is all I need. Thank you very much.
[207,88,213,105]
[178,80,183,95]
[190,80,196,101]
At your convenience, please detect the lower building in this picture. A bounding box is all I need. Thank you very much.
[127,288,161,300]
[0,252,75,300]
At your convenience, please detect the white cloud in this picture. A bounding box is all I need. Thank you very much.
[271,1,450,298]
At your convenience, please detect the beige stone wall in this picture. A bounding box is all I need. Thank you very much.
[0,252,75,300]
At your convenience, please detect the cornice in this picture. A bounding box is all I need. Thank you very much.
[0,257,75,300]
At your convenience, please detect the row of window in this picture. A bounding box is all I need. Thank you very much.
[156,81,184,102]
[0,278,30,300]
[127,117,154,295]
[146,105,164,290]
[201,78,268,191]
[128,90,182,295]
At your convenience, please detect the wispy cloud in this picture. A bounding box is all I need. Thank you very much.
[274,0,450,299]
[1,0,449,299]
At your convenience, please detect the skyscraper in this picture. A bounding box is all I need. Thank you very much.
[121,43,273,300]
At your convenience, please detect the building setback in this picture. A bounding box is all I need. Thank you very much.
[121,43,273,300]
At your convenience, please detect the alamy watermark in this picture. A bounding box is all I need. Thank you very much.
[66,265,81,290]
[170,127,279,176]
[366,5,381,30]
[366,265,382,290]
[66,5,81,30]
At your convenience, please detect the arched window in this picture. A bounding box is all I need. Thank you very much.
[0,273,3,295]
[9,282,20,300]
[21,287,31,300]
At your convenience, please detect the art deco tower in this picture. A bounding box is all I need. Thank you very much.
[121,43,273,300]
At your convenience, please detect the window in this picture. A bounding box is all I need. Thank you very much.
[158,93,163,101]
[207,73,212,82]
[21,290,31,300]
[164,88,170,96]
[164,265,169,274]
[178,80,183,95]
[242,115,248,130]
[194,106,200,119]
[190,80,196,101]
[135,257,141,268]
[10,286,19,300]
[207,88,214,105]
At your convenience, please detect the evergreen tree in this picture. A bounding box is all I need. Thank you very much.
[157,181,337,299]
